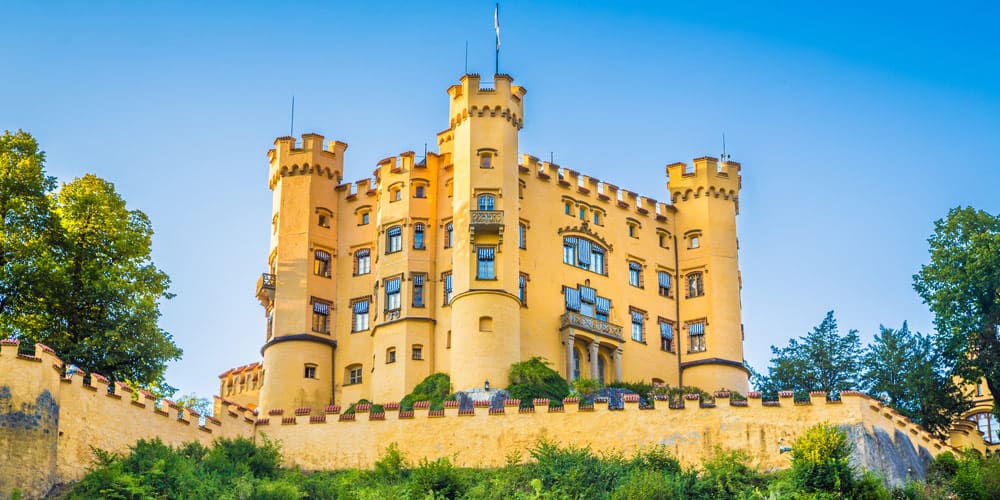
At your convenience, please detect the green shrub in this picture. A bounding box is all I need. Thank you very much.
[698,447,766,497]
[528,440,624,498]
[508,357,570,407]
[372,442,409,483]
[407,456,466,499]
[627,445,681,475]
[790,423,855,494]
[203,436,282,480]
[401,373,453,411]
[571,377,603,402]
[611,469,677,500]
[926,451,958,485]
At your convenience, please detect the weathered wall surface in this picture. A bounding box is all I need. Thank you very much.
[0,341,256,499]
[256,392,958,484]
[2,338,977,498]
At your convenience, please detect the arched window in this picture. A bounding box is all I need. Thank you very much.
[562,236,606,274]
[969,412,1000,444]
[477,194,496,211]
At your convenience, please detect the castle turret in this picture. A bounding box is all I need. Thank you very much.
[446,74,526,391]
[258,133,347,412]
[666,157,748,393]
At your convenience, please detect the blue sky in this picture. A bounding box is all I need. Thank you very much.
[2,1,998,399]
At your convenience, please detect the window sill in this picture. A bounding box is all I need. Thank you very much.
[412,357,424,361]
[476,277,498,281]
[344,382,362,386]
[413,247,426,251]
[412,304,425,308]
[632,339,647,344]
[312,330,331,335]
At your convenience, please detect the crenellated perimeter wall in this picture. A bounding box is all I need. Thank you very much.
[2,339,975,498]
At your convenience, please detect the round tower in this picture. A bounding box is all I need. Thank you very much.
[446,74,526,391]
[666,157,749,393]
[257,133,347,412]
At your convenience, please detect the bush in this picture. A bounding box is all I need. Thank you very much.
[372,442,409,483]
[627,445,681,475]
[926,451,958,485]
[790,423,855,494]
[401,373,453,411]
[698,447,766,497]
[508,357,570,407]
[528,440,624,498]
[611,469,677,500]
[203,436,282,480]
[571,377,603,402]
[408,456,466,499]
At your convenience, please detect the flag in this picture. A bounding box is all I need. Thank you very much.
[494,3,500,51]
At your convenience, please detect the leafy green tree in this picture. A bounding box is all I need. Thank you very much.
[507,357,570,406]
[861,322,972,438]
[913,206,1000,410]
[790,423,855,494]
[0,130,59,324]
[754,311,861,398]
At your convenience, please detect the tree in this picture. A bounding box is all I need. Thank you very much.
[861,322,972,438]
[42,174,181,385]
[913,206,1000,410]
[753,311,861,398]
[0,130,60,322]
[507,357,570,406]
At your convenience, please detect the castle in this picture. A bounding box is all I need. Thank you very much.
[222,73,748,412]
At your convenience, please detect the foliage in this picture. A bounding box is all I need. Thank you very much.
[571,377,603,401]
[507,357,570,407]
[527,440,625,498]
[913,206,1000,410]
[789,423,855,494]
[753,311,861,400]
[697,447,766,497]
[401,372,453,411]
[408,456,466,499]
[174,393,214,417]
[0,131,180,387]
[861,322,972,438]
[372,442,409,483]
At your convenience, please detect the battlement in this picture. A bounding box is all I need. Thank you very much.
[447,74,526,131]
[267,134,348,189]
[666,157,741,209]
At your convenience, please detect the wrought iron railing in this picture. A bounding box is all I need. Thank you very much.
[560,311,624,341]
[259,273,276,290]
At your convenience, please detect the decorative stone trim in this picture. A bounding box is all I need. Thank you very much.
[339,413,356,422]
[700,402,716,408]
[281,416,296,425]
[562,397,579,404]
[256,418,270,425]
[504,399,521,407]
[668,403,684,409]
[533,398,550,406]
[383,402,400,411]
[654,394,669,401]
[370,412,386,420]
[489,407,505,415]
[763,401,780,407]
[325,405,341,414]
[458,408,475,416]
[623,394,640,403]
[414,401,431,409]
[594,396,609,403]
[294,407,311,416]
[398,410,414,419]
[473,400,489,408]
[683,393,700,400]
[714,391,731,399]
[778,390,794,398]
[310,415,326,423]
[443,400,459,408]
[269,409,284,416]
[809,391,827,397]
[428,409,444,417]
[747,391,762,399]
[355,403,371,413]
[730,400,748,407]
[519,406,534,413]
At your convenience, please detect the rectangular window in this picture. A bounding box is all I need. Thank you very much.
[312,300,330,333]
[386,226,402,253]
[348,366,363,385]
[480,154,492,168]
[631,310,644,342]
[385,278,401,311]
[657,271,671,297]
[386,349,396,364]
[519,223,526,249]
[628,261,642,288]
[578,207,586,220]
[659,320,673,352]
[477,247,495,279]
[413,223,426,249]
[412,345,423,360]
[412,275,425,307]
[355,249,371,275]
[687,272,704,298]
[360,212,370,225]
[595,296,611,322]
[414,185,426,198]
[689,321,706,352]
[443,272,453,305]
[314,249,331,277]
[304,365,317,379]
[352,299,370,331]
[518,274,527,306]
[444,223,454,249]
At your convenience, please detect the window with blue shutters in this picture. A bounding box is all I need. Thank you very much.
[477,246,495,279]
[412,274,425,307]
[659,319,674,352]
[314,249,331,277]
[351,298,370,332]
[413,223,426,249]
[311,298,331,333]
[386,226,402,253]
[688,321,706,352]
[658,271,672,297]
[355,248,371,275]
[631,309,645,342]
[385,278,401,311]
[562,236,606,274]
[628,261,642,287]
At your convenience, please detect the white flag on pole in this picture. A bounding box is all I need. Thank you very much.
[494,3,500,51]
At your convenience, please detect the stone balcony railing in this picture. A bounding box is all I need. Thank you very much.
[470,210,504,227]
[560,311,624,342]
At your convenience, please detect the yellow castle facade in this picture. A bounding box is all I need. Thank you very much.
[226,73,748,412]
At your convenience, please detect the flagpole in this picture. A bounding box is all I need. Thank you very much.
[494,2,500,75]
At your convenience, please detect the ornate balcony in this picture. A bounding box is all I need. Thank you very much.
[470,210,503,229]
[256,273,275,307]
[560,311,624,342]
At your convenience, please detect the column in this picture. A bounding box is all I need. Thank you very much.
[613,347,623,383]
[564,332,576,381]
[589,340,600,380]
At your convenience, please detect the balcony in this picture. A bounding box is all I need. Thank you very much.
[470,210,503,230]
[256,273,275,307]
[560,311,624,342]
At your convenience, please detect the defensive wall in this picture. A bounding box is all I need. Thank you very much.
[2,339,979,498]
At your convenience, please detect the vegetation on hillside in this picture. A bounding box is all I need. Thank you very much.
[64,424,1000,499]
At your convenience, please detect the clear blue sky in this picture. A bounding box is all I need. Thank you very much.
[2,1,998,399]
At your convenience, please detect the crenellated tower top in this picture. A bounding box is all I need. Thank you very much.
[666,157,741,214]
[446,74,526,130]
[266,133,348,190]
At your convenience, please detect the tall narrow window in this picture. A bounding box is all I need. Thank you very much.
[688,321,706,352]
[690,235,701,249]
[593,212,601,225]
[413,223,426,249]
[477,247,495,279]
[686,272,704,298]
[659,320,673,352]
[562,236,606,275]
[386,348,397,364]
[384,278,401,312]
[565,202,572,215]
[518,274,527,306]
[312,300,330,333]
[314,250,331,277]
[657,271,672,297]
[360,212,370,225]
[518,223,526,249]
[355,249,371,275]
[595,296,611,322]
[352,299,370,332]
[444,222,454,249]
[628,261,642,288]
[386,226,402,253]
[628,224,638,238]
[477,194,495,211]
[578,207,586,220]
[631,310,644,342]
[443,272,453,305]
[412,275,425,307]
